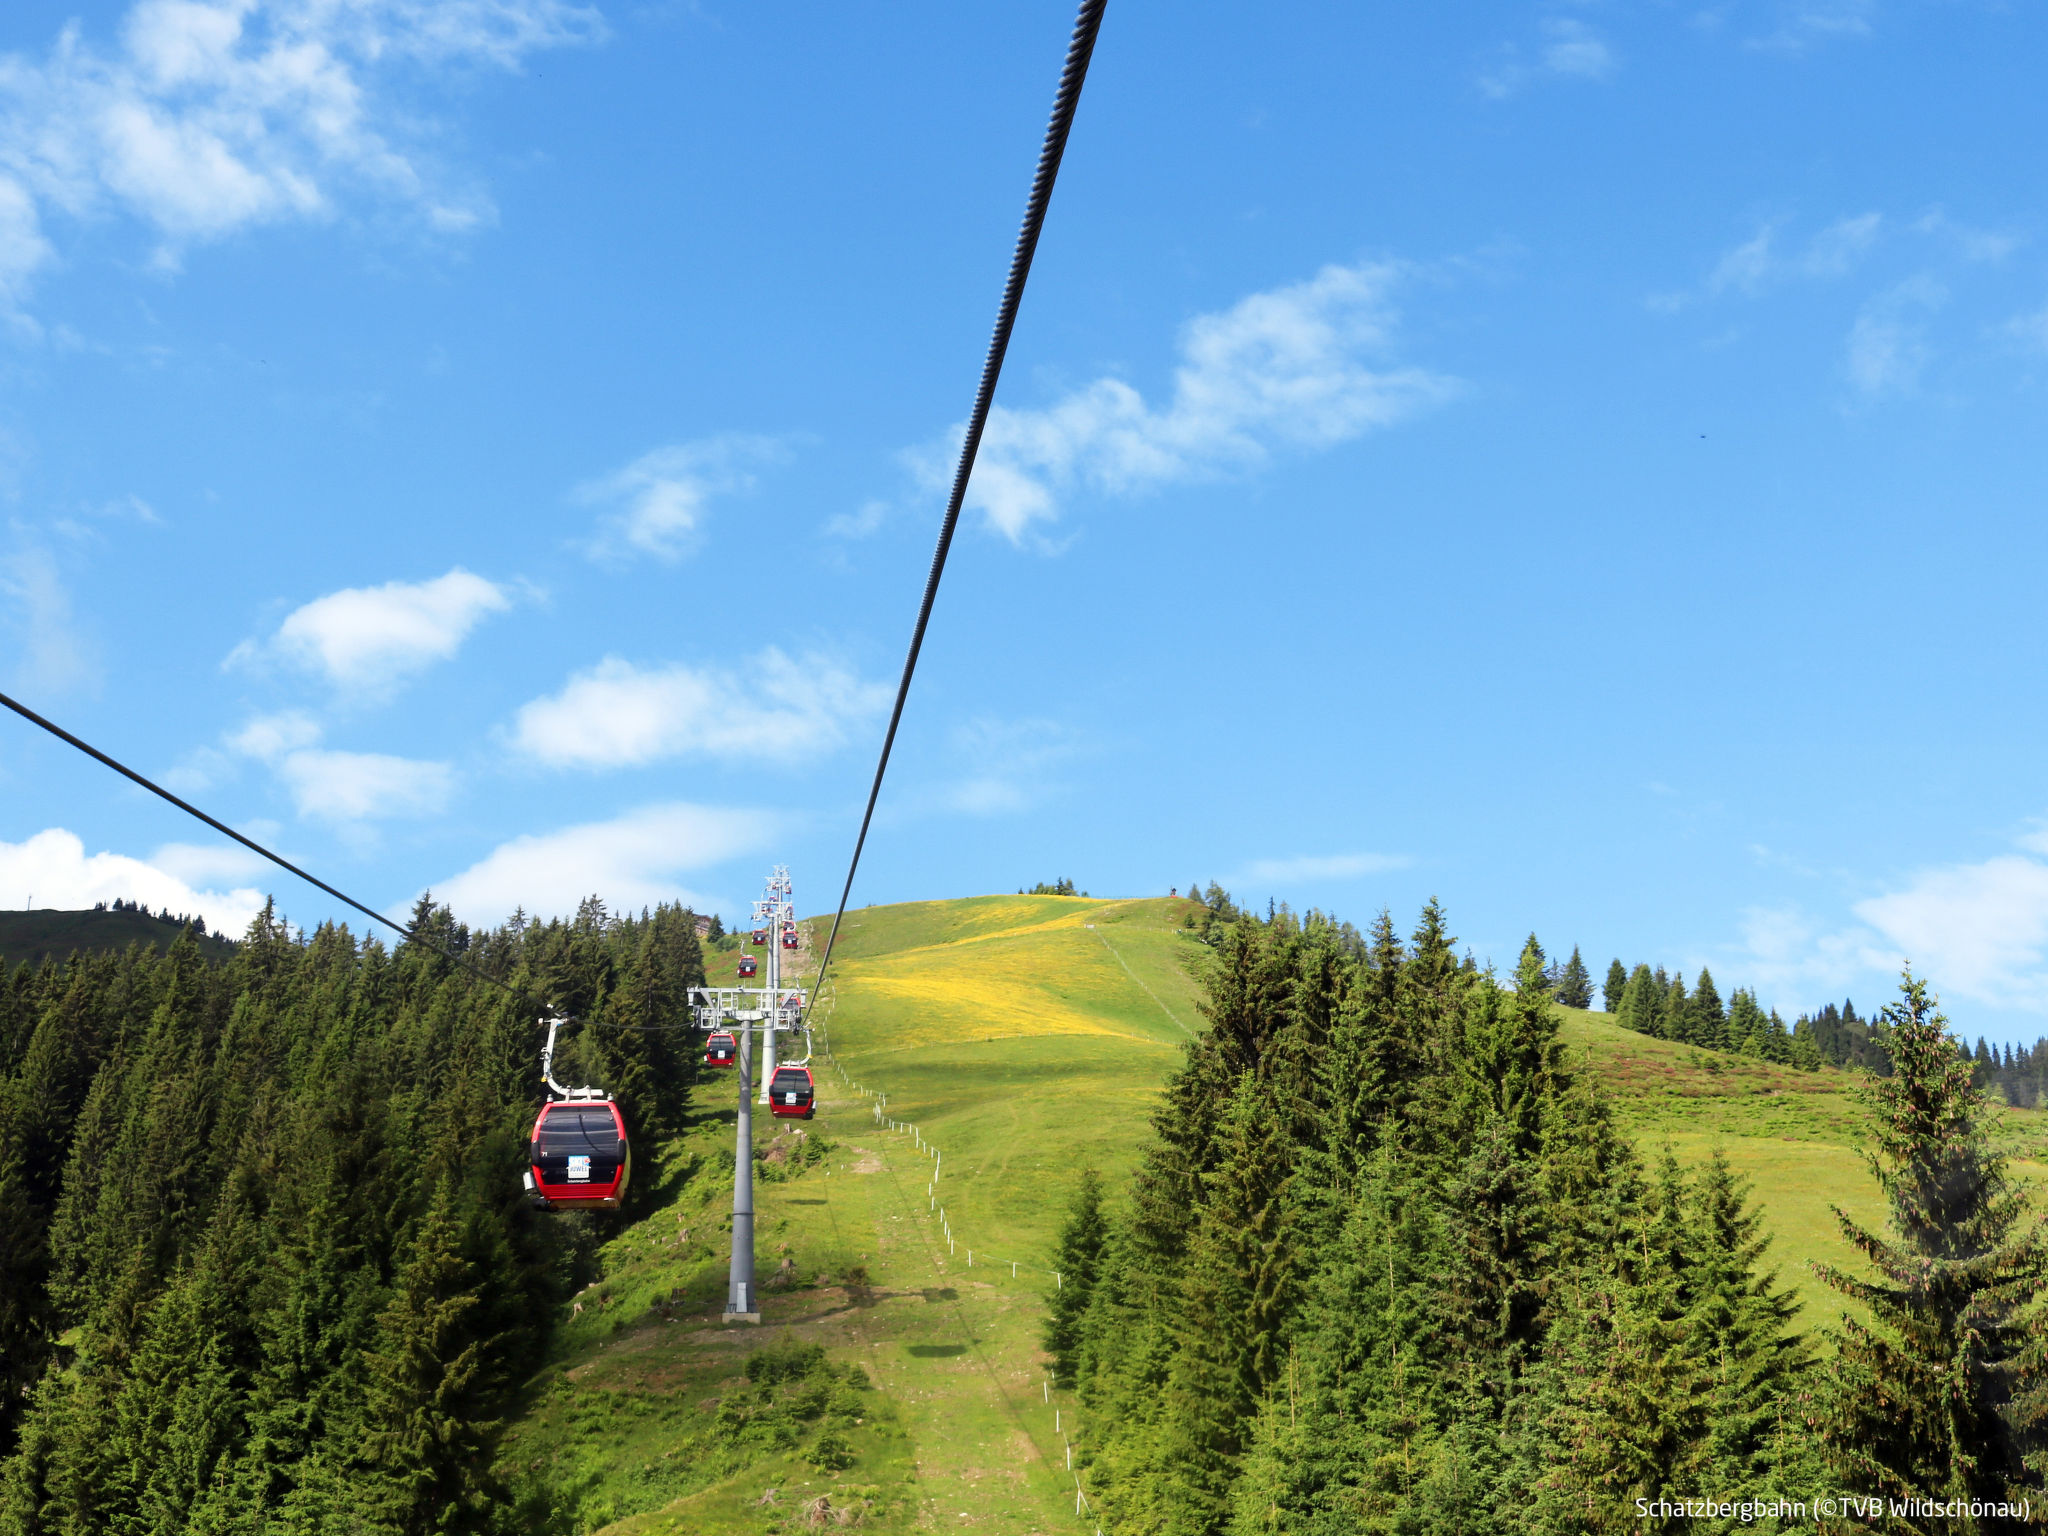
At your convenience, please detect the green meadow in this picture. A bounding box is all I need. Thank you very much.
[505,894,2048,1534]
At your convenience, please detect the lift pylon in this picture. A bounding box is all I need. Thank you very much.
[750,866,797,1105]
[695,865,808,1322]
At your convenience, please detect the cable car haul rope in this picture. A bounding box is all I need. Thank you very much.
[0,1,1108,1246]
[809,0,1108,1005]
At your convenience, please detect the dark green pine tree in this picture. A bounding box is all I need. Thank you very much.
[1228,1134,1453,1535]
[1159,1074,1298,1535]
[1517,935,1550,995]
[1662,973,1690,1045]
[1725,988,1770,1059]
[1603,958,1629,1013]
[1686,1151,1812,1494]
[349,1185,512,1535]
[1689,968,1726,1050]
[1554,947,1594,1010]
[1814,971,2048,1520]
[1615,963,1657,1036]
[1044,1169,1108,1389]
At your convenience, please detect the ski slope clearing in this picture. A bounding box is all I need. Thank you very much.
[504,894,2048,1533]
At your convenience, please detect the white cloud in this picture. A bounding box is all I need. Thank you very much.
[222,707,453,821]
[509,648,889,770]
[1658,213,1882,309]
[0,826,265,934]
[0,540,97,692]
[1912,208,2018,266]
[1732,830,2048,1020]
[1733,903,1892,1006]
[232,567,512,693]
[577,435,787,563]
[149,838,268,885]
[937,717,1080,817]
[1235,852,1411,886]
[1844,275,1945,398]
[1540,19,1616,79]
[825,499,889,540]
[1747,0,1877,53]
[2005,302,2048,354]
[927,262,1457,543]
[276,747,453,820]
[0,0,604,302]
[1852,856,2048,1013]
[429,801,775,925]
[1478,19,1618,98]
[226,707,321,758]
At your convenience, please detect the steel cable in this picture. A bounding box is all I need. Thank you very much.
[0,685,527,1000]
[807,0,1108,1008]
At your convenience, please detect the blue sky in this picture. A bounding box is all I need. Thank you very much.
[3,0,2048,1044]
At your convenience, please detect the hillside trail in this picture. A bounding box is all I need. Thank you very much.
[770,913,1090,1530]
[745,1104,1088,1530]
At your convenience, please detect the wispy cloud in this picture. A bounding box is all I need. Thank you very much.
[825,499,890,540]
[1235,852,1411,887]
[0,826,265,934]
[1735,827,2048,1019]
[228,567,513,696]
[429,801,776,925]
[1478,18,1618,99]
[0,539,97,693]
[1746,0,1878,53]
[937,717,1081,816]
[275,748,454,821]
[0,0,604,306]
[577,435,787,563]
[1912,208,2019,266]
[1851,850,2048,1014]
[149,839,269,886]
[1654,213,1881,310]
[508,648,889,770]
[225,707,453,822]
[1844,275,1945,398]
[918,261,1457,544]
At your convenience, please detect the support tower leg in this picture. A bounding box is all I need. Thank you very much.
[727,1025,757,1320]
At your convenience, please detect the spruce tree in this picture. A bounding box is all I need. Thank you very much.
[1159,1074,1297,1534]
[1662,973,1689,1045]
[1689,968,1726,1050]
[1044,1169,1108,1388]
[1603,958,1628,1012]
[1815,972,2047,1520]
[351,1185,510,1534]
[1615,963,1656,1035]
[1554,947,1594,1010]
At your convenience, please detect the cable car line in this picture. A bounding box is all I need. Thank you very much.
[0,684,526,1001]
[807,0,1107,1008]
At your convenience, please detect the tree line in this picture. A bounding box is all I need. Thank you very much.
[0,894,707,1534]
[1044,901,2047,1535]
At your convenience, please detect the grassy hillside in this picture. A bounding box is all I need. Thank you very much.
[0,907,236,969]
[506,894,2048,1534]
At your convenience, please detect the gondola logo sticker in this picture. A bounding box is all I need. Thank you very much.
[567,1156,591,1182]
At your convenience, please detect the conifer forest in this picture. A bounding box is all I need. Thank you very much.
[1,890,2043,1533]
[0,899,707,1533]
[1050,903,2048,1536]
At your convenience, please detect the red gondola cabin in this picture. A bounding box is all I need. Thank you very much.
[781,929,799,949]
[750,928,768,946]
[704,1031,737,1068]
[737,955,758,978]
[768,1064,816,1120]
[525,1098,630,1210]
